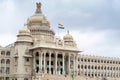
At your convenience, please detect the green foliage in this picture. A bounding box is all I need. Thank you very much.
[0,77,2,80]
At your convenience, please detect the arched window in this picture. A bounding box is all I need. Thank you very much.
[36,52,39,56]
[88,59,90,62]
[46,52,49,57]
[95,66,97,69]
[88,65,90,69]
[81,65,83,69]
[78,65,80,69]
[1,51,5,56]
[107,67,109,70]
[1,59,5,64]
[95,60,97,63]
[6,51,10,56]
[6,59,10,64]
[15,78,17,80]
[101,66,103,70]
[104,67,106,70]
[81,58,83,61]
[78,58,80,61]
[92,66,94,69]
[98,66,100,70]
[98,60,100,63]
[84,59,87,62]
[51,53,55,58]
[85,65,87,69]
[24,78,28,80]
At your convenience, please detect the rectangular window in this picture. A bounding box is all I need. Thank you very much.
[1,67,4,73]
[6,67,10,74]
[25,68,28,72]
[15,58,18,62]
[25,58,29,62]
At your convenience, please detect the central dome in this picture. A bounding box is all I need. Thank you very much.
[26,2,55,41]
[27,2,50,27]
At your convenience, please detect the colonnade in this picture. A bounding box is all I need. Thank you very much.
[33,50,78,76]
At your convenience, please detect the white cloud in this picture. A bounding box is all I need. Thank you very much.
[0,0,15,14]
[62,29,120,57]
[0,34,16,47]
[0,0,120,57]
[0,0,17,34]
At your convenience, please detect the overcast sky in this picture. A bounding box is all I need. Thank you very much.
[0,0,120,57]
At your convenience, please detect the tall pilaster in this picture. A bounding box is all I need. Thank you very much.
[68,53,70,75]
[76,54,78,76]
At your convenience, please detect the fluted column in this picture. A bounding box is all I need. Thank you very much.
[33,53,36,71]
[49,52,51,74]
[68,53,70,75]
[44,52,46,74]
[39,51,42,70]
[55,53,58,74]
[74,54,75,75]
[76,54,78,76]
[62,53,65,75]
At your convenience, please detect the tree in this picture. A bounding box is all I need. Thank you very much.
[0,77,2,80]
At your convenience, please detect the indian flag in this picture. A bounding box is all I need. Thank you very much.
[58,23,64,29]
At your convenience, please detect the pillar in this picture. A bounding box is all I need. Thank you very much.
[62,53,65,75]
[76,54,78,76]
[49,52,51,74]
[44,52,46,74]
[74,54,75,75]
[68,53,70,75]
[55,53,58,74]
[39,51,42,70]
[33,53,36,72]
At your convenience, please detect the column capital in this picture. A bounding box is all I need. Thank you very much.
[55,53,58,56]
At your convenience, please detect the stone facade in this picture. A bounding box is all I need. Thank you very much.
[0,2,120,80]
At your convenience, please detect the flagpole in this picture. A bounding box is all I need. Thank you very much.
[58,28,59,36]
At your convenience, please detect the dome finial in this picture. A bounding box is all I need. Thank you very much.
[67,30,69,34]
[35,2,42,14]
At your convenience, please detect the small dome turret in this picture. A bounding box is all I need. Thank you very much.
[63,31,73,42]
[16,24,33,43]
[19,24,30,35]
[63,31,77,48]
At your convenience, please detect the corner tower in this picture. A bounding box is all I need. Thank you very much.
[14,24,33,80]
[27,2,55,42]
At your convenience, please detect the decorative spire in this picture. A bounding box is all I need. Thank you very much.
[67,30,69,34]
[35,2,42,14]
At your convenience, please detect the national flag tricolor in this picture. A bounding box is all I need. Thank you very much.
[58,23,64,29]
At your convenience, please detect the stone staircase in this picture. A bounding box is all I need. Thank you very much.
[42,74,65,80]
[32,73,120,80]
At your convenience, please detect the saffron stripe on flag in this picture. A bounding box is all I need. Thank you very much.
[58,23,63,26]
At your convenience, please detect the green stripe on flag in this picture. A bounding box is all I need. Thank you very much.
[58,26,64,29]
